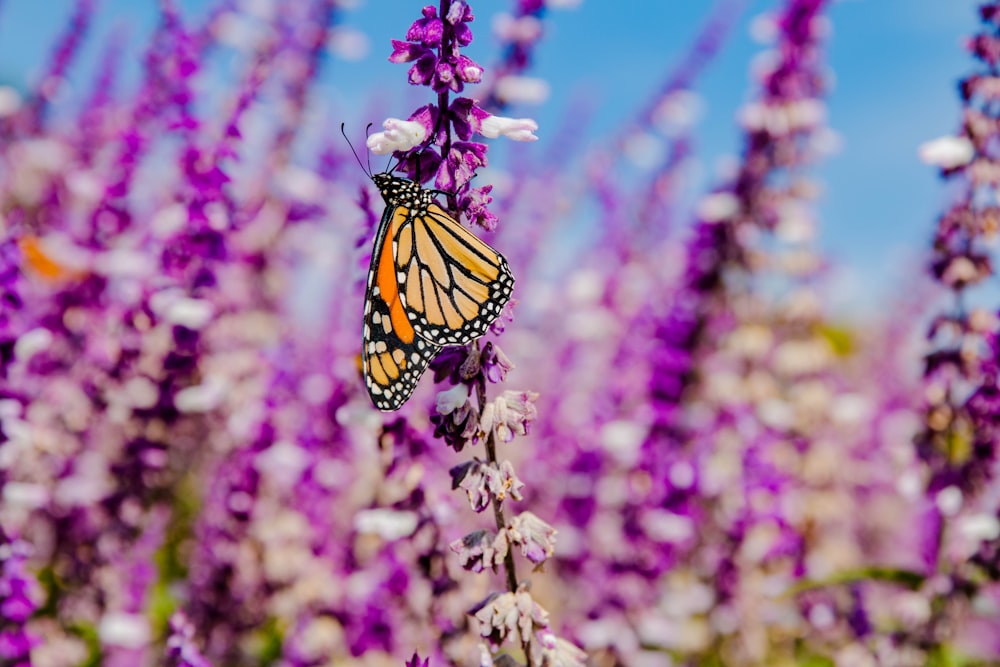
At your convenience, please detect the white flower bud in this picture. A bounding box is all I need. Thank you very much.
[919,135,975,169]
[366,118,427,155]
[479,115,539,142]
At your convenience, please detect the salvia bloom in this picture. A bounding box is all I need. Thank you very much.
[377,4,580,665]
[895,2,1000,660]
[0,1,998,666]
[0,538,40,666]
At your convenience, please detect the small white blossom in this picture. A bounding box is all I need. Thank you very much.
[0,86,22,117]
[480,115,539,142]
[14,328,53,362]
[539,632,588,667]
[936,485,963,516]
[957,513,1000,542]
[919,135,975,169]
[327,26,369,61]
[174,375,229,413]
[495,76,550,104]
[436,383,471,415]
[3,482,50,509]
[354,509,419,540]
[99,612,151,649]
[366,118,427,155]
[473,588,549,646]
[164,297,215,330]
[698,192,740,222]
[493,14,543,43]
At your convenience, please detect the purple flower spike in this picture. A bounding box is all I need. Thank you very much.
[375,3,578,664]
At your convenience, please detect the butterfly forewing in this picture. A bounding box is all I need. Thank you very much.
[395,203,514,346]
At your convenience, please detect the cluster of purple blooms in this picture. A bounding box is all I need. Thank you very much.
[2,0,1000,666]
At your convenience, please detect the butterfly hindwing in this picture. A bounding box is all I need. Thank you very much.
[362,203,442,411]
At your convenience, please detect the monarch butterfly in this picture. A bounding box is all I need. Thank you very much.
[361,171,515,411]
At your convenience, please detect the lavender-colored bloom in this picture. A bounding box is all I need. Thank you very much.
[433,383,479,452]
[481,391,539,444]
[451,458,524,512]
[407,7,444,47]
[460,185,500,231]
[506,511,556,565]
[166,611,214,667]
[450,529,508,574]
[0,539,39,666]
[472,589,549,649]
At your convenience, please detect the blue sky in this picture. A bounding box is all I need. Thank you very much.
[0,0,985,306]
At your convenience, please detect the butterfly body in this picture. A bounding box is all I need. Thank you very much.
[362,173,514,411]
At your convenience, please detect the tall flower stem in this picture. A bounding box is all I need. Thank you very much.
[477,373,520,596]
[375,3,579,665]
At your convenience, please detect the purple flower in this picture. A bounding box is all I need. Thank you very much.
[455,55,483,84]
[405,653,430,667]
[446,1,475,46]
[166,611,213,667]
[471,589,548,649]
[449,97,489,140]
[0,539,40,665]
[460,185,499,231]
[481,342,514,383]
[451,458,524,511]
[406,7,444,47]
[432,383,479,452]
[450,529,508,573]
[435,141,488,191]
[433,59,459,93]
[481,391,539,443]
[506,511,556,565]
[389,39,432,64]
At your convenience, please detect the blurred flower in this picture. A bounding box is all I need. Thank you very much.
[919,136,975,168]
[166,611,213,667]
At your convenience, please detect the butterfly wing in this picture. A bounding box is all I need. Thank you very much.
[393,202,514,346]
[362,204,442,411]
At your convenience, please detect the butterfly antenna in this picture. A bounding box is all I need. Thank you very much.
[340,122,371,179]
[364,123,375,175]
